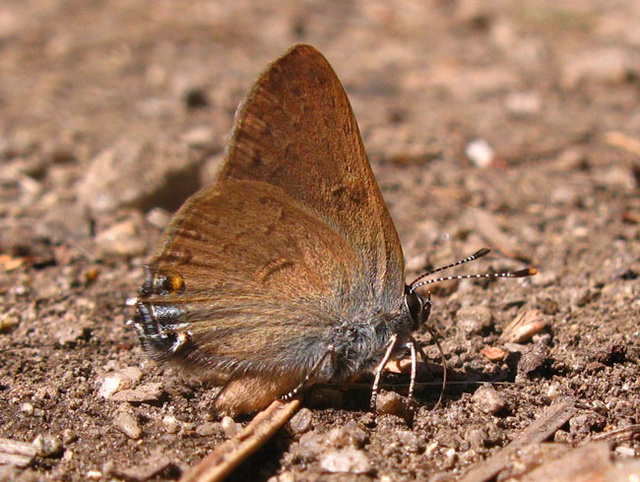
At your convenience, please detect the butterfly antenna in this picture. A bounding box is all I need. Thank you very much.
[409,248,536,293]
[409,247,491,288]
[410,266,536,292]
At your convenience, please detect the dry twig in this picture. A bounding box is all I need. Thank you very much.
[180,398,301,482]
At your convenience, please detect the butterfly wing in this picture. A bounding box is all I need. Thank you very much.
[135,45,405,413]
[220,44,404,305]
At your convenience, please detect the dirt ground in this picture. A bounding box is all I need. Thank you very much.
[1,1,639,481]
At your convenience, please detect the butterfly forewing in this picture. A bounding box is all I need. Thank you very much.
[221,45,404,306]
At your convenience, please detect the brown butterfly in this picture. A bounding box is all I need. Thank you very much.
[130,44,534,415]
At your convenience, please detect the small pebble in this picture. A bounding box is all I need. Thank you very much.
[573,288,597,307]
[442,448,458,470]
[375,391,407,417]
[325,422,368,449]
[471,386,506,415]
[504,91,541,116]
[77,138,199,213]
[480,346,508,362]
[545,383,563,401]
[0,311,20,332]
[459,449,478,464]
[614,446,636,457]
[20,403,35,416]
[196,422,223,437]
[537,296,560,315]
[99,378,122,400]
[145,207,172,230]
[106,452,174,481]
[394,430,421,453]
[221,416,241,438]
[561,47,634,89]
[296,432,324,460]
[110,382,164,403]
[62,429,77,445]
[181,126,216,148]
[287,408,313,435]
[517,344,550,376]
[554,430,572,444]
[425,441,439,457]
[569,412,606,437]
[32,434,63,458]
[267,472,296,482]
[465,428,487,450]
[162,415,181,434]
[603,165,636,192]
[57,320,91,346]
[319,447,371,474]
[95,220,147,257]
[465,138,495,168]
[113,410,142,439]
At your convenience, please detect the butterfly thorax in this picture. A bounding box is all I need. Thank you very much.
[324,307,412,382]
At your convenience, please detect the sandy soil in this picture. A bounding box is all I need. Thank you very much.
[1,1,639,480]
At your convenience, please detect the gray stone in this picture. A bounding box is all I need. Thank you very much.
[471,386,507,415]
[319,447,371,474]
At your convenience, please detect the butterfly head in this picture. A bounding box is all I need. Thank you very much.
[403,286,432,332]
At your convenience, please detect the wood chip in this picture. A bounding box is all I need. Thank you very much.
[519,442,612,481]
[0,254,26,272]
[605,131,640,157]
[110,383,164,403]
[0,437,37,468]
[591,423,640,443]
[621,211,640,224]
[500,309,548,343]
[480,346,508,362]
[108,451,174,481]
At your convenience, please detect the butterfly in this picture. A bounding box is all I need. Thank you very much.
[130,44,534,415]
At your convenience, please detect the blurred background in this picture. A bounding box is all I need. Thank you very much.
[1,1,639,480]
[2,0,639,262]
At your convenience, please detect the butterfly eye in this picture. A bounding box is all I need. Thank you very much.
[404,288,431,331]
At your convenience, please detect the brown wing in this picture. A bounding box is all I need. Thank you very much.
[143,179,367,379]
[219,44,404,307]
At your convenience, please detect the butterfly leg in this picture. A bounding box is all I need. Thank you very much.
[370,333,399,410]
[281,345,336,401]
[405,340,417,409]
[408,331,447,410]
